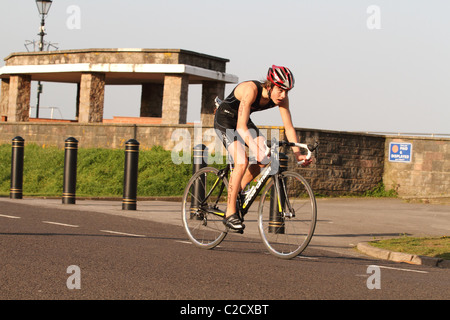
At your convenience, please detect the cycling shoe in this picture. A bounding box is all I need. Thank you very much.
[223,213,245,232]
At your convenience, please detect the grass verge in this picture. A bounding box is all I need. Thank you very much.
[370,236,450,260]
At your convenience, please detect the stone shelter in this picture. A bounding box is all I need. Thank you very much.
[0,48,238,125]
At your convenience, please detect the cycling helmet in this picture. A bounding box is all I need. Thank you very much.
[267,65,295,90]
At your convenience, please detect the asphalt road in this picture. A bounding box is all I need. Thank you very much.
[0,198,449,304]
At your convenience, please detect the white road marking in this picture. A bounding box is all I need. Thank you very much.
[175,240,193,245]
[175,240,222,248]
[42,221,79,228]
[368,265,429,274]
[0,214,21,219]
[100,230,146,238]
[297,256,319,260]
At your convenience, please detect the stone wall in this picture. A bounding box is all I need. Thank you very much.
[0,122,388,196]
[2,122,448,201]
[383,136,450,202]
[1,122,448,200]
[0,122,166,149]
[285,129,385,196]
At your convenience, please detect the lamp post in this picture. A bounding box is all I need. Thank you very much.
[35,0,53,119]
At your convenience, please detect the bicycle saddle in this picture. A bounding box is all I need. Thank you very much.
[214,96,223,108]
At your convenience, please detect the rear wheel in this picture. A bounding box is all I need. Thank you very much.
[181,167,228,249]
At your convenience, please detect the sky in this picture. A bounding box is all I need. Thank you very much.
[1,0,449,135]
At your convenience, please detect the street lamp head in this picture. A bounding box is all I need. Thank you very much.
[35,0,53,16]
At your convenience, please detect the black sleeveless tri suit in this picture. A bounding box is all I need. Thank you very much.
[214,81,277,149]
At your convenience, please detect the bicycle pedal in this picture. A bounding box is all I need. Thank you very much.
[227,228,244,234]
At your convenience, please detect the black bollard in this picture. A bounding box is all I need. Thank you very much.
[193,144,208,173]
[122,139,140,210]
[62,137,78,204]
[10,137,25,199]
[269,152,288,234]
[191,144,207,219]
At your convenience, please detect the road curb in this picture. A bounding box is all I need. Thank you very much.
[356,242,450,269]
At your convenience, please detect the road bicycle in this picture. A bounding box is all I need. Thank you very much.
[181,138,318,259]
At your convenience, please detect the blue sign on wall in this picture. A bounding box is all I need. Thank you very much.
[389,142,412,163]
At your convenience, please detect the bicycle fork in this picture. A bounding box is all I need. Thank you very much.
[269,175,286,234]
[268,153,294,234]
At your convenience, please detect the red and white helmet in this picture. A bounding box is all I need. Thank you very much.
[267,65,295,90]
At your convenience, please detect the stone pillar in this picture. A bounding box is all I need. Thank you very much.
[7,75,31,122]
[161,74,189,124]
[0,79,10,121]
[201,81,225,126]
[140,83,163,117]
[78,72,105,123]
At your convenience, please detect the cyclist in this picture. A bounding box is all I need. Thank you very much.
[214,65,312,231]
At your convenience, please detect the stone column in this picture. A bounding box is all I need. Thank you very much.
[140,83,163,117]
[7,75,31,122]
[78,72,106,123]
[0,79,10,121]
[201,81,225,126]
[161,74,189,124]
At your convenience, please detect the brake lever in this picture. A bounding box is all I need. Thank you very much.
[307,141,319,152]
[298,141,319,166]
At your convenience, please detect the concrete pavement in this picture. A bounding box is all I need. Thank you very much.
[1,197,449,266]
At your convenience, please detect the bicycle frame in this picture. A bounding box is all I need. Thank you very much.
[203,138,316,218]
[240,154,279,215]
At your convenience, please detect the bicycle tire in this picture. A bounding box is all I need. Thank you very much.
[181,167,228,249]
[257,171,317,259]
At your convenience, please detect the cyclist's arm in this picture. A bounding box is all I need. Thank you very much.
[279,101,311,165]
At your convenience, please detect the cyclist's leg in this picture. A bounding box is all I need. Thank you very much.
[214,115,264,230]
[240,135,268,190]
[214,116,246,229]
[225,139,248,218]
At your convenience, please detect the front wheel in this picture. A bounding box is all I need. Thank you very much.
[258,171,317,259]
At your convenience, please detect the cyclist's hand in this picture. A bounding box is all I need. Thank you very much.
[256,148,270,164]
[253,142,270,164]
[297,154,313,167]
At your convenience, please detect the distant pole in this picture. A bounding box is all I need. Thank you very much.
[10,137,25,199]
[62,137,78,204]
[35,0,53,118]
[122,139,140,210]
